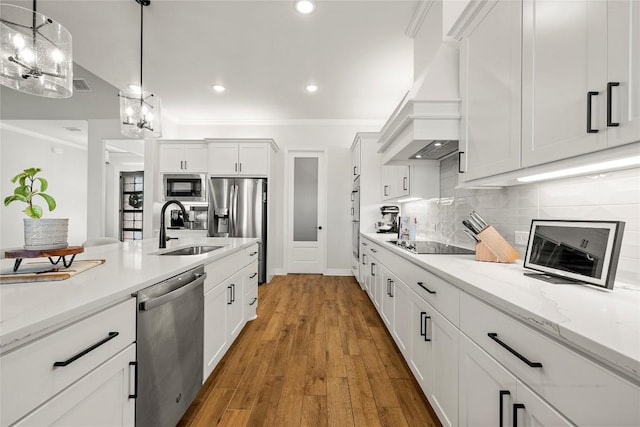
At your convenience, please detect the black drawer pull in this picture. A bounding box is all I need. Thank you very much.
[371,262,376,277]
[607,82,620,127]
[371,248,377,253]
[419,311,427,337]
[487,333,542,368]
[513,403,525,427]
[499,390,510,427]
[587,91,599,133]
[53,331,119,367]
[423,315,431,341]
[458,151,465,173]
[416,281,436,294]
[250,251,258,256]
[249,297,258,306]
[250,272,258,279]
[227,285,233,305]
[129,361,138,399]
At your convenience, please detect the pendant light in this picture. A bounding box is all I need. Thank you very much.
[119,0,162,138]
[0,1,73,98]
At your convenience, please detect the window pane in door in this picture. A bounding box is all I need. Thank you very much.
[293,157,318,242]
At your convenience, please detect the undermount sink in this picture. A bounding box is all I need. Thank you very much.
[158,245,224,256]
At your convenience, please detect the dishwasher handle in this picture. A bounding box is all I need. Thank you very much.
[140,272,207,311]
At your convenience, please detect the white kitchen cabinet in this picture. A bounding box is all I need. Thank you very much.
[203,276,229,380]
[208,142,270,177]
[158,142,209,172]
[1,299,136,427]
[226,269,244,341]
[243,262,259,321]
[15,344,136,427]
[522,0,639,167]
[351,137,361,181]
[381,165,439,202]
[459,0,522,182]
[459,334,572,427]
[380,268,394,328]
[391,277,411,357]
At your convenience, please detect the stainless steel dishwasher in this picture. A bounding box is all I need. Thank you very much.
[135,265,206,427]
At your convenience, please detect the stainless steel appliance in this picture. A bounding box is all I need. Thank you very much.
[162,173,206,202]
[387,239,475,255]
[352,177,360,259]
[208,178,267,283]
[376,205,399,234]
[189,206,208,230]
[135,265,206,427]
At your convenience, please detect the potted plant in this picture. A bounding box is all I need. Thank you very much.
[3,167,69,250]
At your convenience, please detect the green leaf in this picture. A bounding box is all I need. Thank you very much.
[36,177,48,192]
[36,193,56,211]
[4,194,28,206]
[10,172,25,183]
[25,205,43,219]
[24,167,40,178]
[14,185,30,197]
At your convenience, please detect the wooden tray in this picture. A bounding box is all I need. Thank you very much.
[0,259,105,284]
[4,246,84,272]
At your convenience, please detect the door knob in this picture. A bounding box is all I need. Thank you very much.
[317,226,323,230]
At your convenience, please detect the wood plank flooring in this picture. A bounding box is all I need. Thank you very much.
[178,275,441,427]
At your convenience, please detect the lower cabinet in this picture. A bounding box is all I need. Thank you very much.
[203,250,258,381]
[391,278,411,357]
[15,345,136,427]
[380,267,394,328]
[459,334,572,427]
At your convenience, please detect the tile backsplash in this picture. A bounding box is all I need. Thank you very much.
[402,155,640,285]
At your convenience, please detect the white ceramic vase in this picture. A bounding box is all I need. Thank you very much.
[23,218,69,250]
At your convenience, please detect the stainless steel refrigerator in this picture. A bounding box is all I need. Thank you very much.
[208,178,267,283]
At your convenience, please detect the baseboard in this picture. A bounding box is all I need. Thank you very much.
[324,268,354,276]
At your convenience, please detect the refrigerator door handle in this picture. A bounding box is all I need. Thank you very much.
[231,184,239,236]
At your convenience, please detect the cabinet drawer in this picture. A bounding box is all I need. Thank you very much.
[245,284,258,320]
[460,293,640,426]
[245,243,259,259]
[205,246,255,292]
[1,299,136,426]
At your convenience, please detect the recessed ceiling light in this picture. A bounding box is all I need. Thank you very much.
[306,84,318,93]
[212,84,226,93]
[295,0,315,14]
[434,142,443,147]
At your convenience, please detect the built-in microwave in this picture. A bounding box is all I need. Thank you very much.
[162,174,206,202]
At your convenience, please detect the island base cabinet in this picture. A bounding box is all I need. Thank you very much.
[15,344,135,427]
[203,281,229,380]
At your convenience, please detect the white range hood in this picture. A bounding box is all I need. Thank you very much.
[378,40,461,165]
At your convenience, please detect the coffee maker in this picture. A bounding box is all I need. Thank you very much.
[376,205,399,234]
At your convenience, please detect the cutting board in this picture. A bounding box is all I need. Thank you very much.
[0,260,105,284]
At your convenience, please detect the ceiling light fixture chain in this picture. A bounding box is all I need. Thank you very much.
[0,0,73,97]
[118,0,162,138]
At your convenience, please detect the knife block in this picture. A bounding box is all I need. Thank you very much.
[475,226,520,263]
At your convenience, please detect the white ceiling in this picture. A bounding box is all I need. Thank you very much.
[7,0,419,124]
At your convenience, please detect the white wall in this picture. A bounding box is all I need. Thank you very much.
[0,126,88,250]
[413,0,444,78]
[402,156,640,285]
[173,121,381,275]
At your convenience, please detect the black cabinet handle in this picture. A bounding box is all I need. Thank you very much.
[389,280,394,298]
[232,284,236,303]
[488,333,543,368]
[250,272,257,279]
[513,403,525,427]
[362,254,367,265]
[386,279,390,296]
[587,91,599,133]
[235,162,238,172]
[351,207,354,216]
[362,242,368,246]
[249,297,257,306]
[353,166,357,176]
[129,361,138,399]
[419,312,427,337]
[239,163,242,172]
[53,332,119,367]
[403,177,408,191]
[458,151,465,173]
[371,262,376,277]
[607,82,620,127]
[423,315,431,342]
[250,251,258,256]
[417,281,436,294]
[499,390,510,427]
[371,248,377,253]
[227,285,233,305]
[384,185,389,196]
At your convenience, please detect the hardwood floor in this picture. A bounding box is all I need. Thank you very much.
[178,275,441,427]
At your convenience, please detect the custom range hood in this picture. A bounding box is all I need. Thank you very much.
[378,40,460,164]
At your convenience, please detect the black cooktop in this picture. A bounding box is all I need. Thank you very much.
[386,240,475,255]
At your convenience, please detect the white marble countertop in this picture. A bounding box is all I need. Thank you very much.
[362,233,640,383]
[0,236,258,354]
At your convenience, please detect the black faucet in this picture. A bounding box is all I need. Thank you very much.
[159,200,188,249]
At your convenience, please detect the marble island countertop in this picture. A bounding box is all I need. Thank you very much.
[362,233,640,383]
[0,236,258,354]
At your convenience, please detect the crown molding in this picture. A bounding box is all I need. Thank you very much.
[176,118,385,127]
[0,122,87,150]
[405,0,434,38]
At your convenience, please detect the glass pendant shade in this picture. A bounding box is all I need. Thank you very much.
[119,86,162,138]
[0,4,73,98]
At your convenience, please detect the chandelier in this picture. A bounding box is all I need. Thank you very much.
[0,1,73,98]
[119,0,162,138]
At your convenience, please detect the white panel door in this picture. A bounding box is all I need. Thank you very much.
[392,278,411,357]
[203,281,228,380]
[183,144,209,172]
[516,383,574,427]
[429,306,459,427]
[522,0,608,167]
[209,143,239,175]
[286,150,326,274]
[158,145,184,172]
[238,144,269,176]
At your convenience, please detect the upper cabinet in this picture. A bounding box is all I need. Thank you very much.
[381,165,439,202]
[207,140,274,177]
[158,142,209,173]
[459,0,522,182]
[521,0,639,167]
[351,138,361,181]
